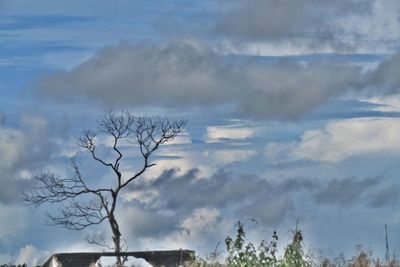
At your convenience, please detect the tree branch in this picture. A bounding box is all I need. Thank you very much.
[22,110,186,255]
[46,199,107,231]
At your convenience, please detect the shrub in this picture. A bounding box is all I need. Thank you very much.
[279,228,310,267]
[223,221,312,267]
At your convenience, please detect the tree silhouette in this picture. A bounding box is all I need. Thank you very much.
[23,111,186,266]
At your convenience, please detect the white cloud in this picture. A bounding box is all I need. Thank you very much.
[15,245,48,267]
[267,118,400,163]
[119,206,226,254]
[0,114,50,171]
[360,95,400,112]
[137,145,214,179]
[0,114,55,203]
[180,208,221,239]
[219,40,340,57]
[158,208,222,251]
[206,126,256,142]
[17,169,33,180]
[122,189,159,204]
[164,132,192,145]
[142,153,198,179]
[0,127,26,170]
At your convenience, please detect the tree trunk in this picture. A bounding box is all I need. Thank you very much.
[110,215,123,266]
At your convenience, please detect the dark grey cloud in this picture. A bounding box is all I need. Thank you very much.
[98,168,397,245]
[119,169,400,246]
[135,168,270,212]
[128,170,392,224]
[362,53,400,93]
[368,187,400,208]
[118,204,180,240]
[314,176,380,206]
[215,0,374,50]
[276,177,317,192]
[38,41,238,107]
[37,40,361,119]
[237,61,360,118]
[236,195,294,225]
[127,169,319,227]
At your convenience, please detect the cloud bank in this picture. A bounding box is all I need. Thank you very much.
[111,167,400,255]
[217,0,373,43]
[215,0,400,53]
[38,40,363,119]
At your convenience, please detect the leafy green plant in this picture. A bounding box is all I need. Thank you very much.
[185,223,400,267]
[224,221,312,267]
[279,227,310,267]
[225,221,279,267]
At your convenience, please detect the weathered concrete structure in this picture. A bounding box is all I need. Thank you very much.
[42,250,195,267]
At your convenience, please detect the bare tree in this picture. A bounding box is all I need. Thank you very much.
[23,111,186,266]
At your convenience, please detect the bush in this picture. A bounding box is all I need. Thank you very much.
[225,221,278,267]
[224,221,310,267]
[280,228,310,267]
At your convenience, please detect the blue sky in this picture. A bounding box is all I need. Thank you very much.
[1,0,400,265]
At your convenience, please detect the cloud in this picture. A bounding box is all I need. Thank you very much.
[237,195,294,225]
[138,207,226,253]
[142,149,199,179]
[179,208,221,240]
[126,169,315,227]
[368,186,400,208]
[15,245,48,266]
[215,0,381,51]
[206,125,256,141]
[116,166,394,254]
[0,113,55,203]
[118,189,226,252]
[267,118,400,163]
[265,142,296,164]
[363,53,400,93]
[118,204,180,242]
[207,149,257,165]
[0,127,26,171]
[314,176,380,206]
[133,169,270,213]
[0,204,28,236]
[90,166,394,255]
[37,40,362,119]
[360,95,400,112]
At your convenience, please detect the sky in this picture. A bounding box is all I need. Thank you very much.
[1,0,400,265]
